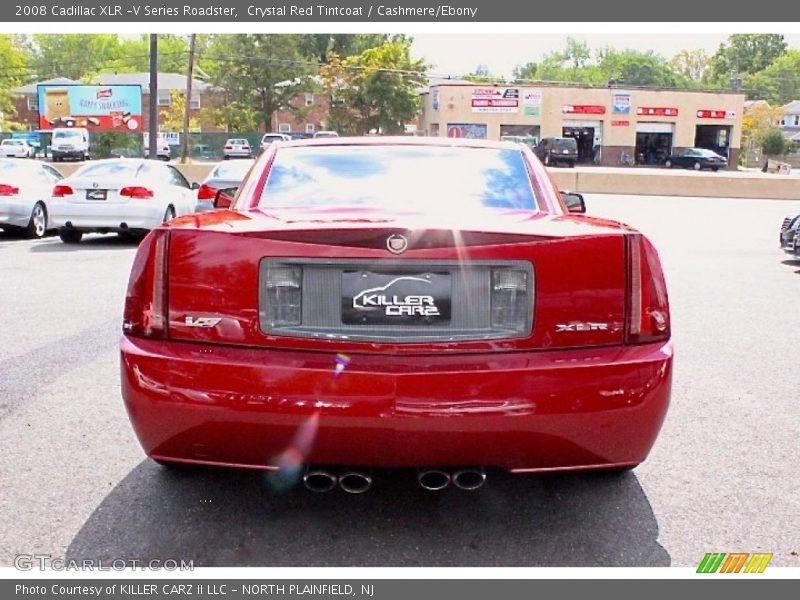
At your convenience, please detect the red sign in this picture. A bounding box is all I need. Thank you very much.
[697,109,736,119]
[562,105,606,115]
[636,107,679,117]
[611,120,630,126]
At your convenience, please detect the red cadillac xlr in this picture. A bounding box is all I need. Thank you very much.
[121,137,672,493]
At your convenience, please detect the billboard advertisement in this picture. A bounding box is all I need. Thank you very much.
[37,84,143,131]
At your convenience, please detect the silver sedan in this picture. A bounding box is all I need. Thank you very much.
[0,160,64,238]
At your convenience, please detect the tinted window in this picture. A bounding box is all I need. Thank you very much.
[260,146,538,212]
[53,130,82,139]
[551,138,577,150]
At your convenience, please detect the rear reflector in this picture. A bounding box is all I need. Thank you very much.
[123,230,169,338]
[0,184,19,196]
[625,234,670,344]
[196,183,217,200]
[121,186,154,199]
[52,185,73,197]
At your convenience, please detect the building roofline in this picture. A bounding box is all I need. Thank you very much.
[425,81,747,96]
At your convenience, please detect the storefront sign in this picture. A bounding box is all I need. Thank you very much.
[636,107,679,117]
[562,105,606,115]
[471,87,519,113]
[522,89,542,117]
[697,109,736,119]
[611,120,630,126]
[447,123,488,139]
[432,87,440,111]
[612,93,631,114]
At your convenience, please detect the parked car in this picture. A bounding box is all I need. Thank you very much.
[0,159,63,238]
[195,159,254,212]
[51,127,91,162]
[223,138,252,159]
[793,229,800,259]
[259,133,290,153]
[121,137,672,491]
[533,137,578,167]
[0,139,34,159]
[48,159,197,244]
[142,141,171,161]
[288,132,313,141]
[779,214,800,248]
[664,148,727,171]
[313,130,339,139]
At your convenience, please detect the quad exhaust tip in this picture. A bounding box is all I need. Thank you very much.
[303,467,337,493]
[452,467,487,491]
[338,470,373,494]
[417,469,452,491]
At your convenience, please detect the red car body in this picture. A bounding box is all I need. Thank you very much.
[121,137,672,474]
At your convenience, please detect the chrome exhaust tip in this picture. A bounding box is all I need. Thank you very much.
[452,467,486,491]
[338,470,373,494]
[303,467,338,493]
[417,468,451,491]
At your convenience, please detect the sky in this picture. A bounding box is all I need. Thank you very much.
[410,34,800,79]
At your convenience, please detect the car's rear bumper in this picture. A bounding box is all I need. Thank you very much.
[49,202,163,230]
[121,336,673,472]
[0,199,34,228]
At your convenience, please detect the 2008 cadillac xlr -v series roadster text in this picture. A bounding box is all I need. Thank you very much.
[121,137,672,492]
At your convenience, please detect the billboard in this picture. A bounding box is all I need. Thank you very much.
[37,84,143,131]
[471,87,519,113]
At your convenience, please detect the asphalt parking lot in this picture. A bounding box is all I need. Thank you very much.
[1,193,799,568]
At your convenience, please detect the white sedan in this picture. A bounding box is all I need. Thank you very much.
[0,139,34,158]
[0,159,64,238]
[48,159,197,244]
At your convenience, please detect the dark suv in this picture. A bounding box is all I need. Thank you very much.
[533,137,579,167]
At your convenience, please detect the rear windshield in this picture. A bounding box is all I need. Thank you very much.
[53,130,82,139]
[212,160,254,179]
[2,140,23,145]
[259,145,538,212]
[73,161,142,178]
[551,138,577,149]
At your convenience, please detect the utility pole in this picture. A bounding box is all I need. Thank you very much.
[181,34,196,164]
[148,34,158,160]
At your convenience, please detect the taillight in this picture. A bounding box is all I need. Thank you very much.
[120,186,154,199]
[224,145,233,150]
[264,264,302,327]
[123,230,169,339]
[0,184,19,196]
[490,268,530,334]
[196,183,217,200]
[53,185,74,197]
[625,234,670,344]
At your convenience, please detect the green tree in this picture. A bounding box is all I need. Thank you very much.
[109,35,189,74]
[321,40,427,135]
[758,127,788,156]
[709,34,787,83]
[201,34,312,131]
[757,49,800,105]
[299,34,389,64]
[670,49,710,84]
[159,91,199,132]
[0,35,28,130]
[512,62,538,82]
[27,34,123,80]
[598,48,686,87]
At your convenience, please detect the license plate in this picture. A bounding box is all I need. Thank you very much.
[85,189,107,200]
[342,271,452,326]
[562,149,569,154]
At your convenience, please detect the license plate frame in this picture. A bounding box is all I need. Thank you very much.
[85,189,107,201]
[341,270,452,326]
